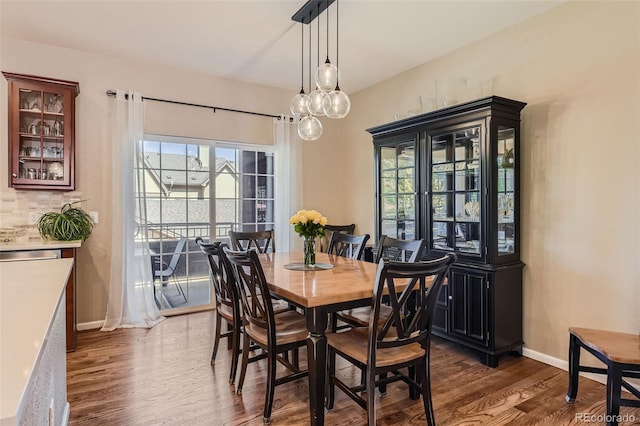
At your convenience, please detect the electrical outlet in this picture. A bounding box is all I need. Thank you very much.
[89,211,99,224]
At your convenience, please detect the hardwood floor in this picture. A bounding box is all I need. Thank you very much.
[67,311,640,425]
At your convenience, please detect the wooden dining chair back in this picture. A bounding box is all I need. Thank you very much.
[195,237,242,384]
[566,327,640,424]
[327,253,456,426]
[229,230,275,253]
[327,232,370,260]
[375,235,426,263]
[223,247,308,424]
[336,236,427,330]
[320,223,355,252]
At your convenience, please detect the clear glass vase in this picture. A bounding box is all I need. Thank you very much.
[303,237,316,266]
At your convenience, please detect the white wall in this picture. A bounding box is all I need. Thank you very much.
[341,0,640,360]
[0,38,298,322]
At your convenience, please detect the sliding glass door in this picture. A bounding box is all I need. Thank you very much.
[138,135,275,314]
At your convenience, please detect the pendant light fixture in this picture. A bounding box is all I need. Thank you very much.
[291,0,349,140]
[297,11,323,141]
[307,15,327,116]
[290,22,310,117]
[315,1,339,92]
[322,0,350,118]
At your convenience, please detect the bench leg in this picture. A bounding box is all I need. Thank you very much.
[606,363,622,426]
[566,333,581,403]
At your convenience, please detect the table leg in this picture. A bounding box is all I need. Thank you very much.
[306,306,328,426]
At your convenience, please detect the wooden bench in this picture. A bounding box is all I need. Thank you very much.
[566,327,640,425]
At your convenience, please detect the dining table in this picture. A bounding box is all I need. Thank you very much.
[257,251,384,425]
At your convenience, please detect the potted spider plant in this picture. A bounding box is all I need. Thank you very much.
[37,201,95,241]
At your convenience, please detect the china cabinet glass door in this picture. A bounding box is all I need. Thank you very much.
[497,126,516,255]
[18,88,68,184]
[430,126,481,255]
[379,142,416,240]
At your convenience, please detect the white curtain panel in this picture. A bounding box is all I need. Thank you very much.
[274,116,303,252]
[102,90,165,331]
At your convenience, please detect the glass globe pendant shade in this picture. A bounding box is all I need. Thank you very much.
[315,60,340,92]
[323,88,351,119]
[290,91,310,117]
[308,88,327,116]
[297,115,323,141]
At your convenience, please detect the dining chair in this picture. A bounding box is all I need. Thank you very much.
[337,236,427,329]
[327,232,370,260]
[195,237,242,384]
[229,230,275,253]
[319,223,355,253]
[566,327,640,425]
[326,254,456,426]
[223,247,308,424]
[374,234,425,263]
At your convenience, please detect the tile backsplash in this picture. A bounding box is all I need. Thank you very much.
[0,190,83,240]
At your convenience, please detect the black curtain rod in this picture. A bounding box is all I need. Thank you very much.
[105,90,281,119]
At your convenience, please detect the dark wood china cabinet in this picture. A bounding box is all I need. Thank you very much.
[368,96,526,367]
[3,72,79,190]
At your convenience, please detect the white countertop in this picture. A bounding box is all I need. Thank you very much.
[0,258,74,422]
[0,239,81,252]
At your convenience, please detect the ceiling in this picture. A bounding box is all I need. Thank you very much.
[0,0,564,94]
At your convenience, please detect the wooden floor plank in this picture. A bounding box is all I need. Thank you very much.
[67,311,640,425]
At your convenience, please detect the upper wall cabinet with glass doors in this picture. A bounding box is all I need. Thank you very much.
[3,72,79,190]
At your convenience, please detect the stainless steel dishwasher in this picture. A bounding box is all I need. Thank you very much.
[0,249,61,262]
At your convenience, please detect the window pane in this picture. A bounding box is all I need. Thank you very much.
[160,143,186,170]
[243,175,255,198]
[242,151,256,173]
[257,151,274,174]
[242,200,255,223]
[243,224,256,232]
[257,175,274,198]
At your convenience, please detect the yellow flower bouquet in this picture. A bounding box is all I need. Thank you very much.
[289,209,328,265]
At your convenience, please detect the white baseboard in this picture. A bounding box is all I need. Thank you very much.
[522,347,639,393]
[62,402,70,426]
[77,320,104,331]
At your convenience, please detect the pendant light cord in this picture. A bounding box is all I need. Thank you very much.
[335,0,340,89]
[325,0,330,63]
[299,22,304,94]
[308,11,312,94]
[317,8,320,81]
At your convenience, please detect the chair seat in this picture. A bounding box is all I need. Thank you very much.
[244,310,308,347]
[327,327,425,368]
[337,304,394,327]
[220,297,288,319]
[272,299,292,314]
[569,327,640,364]
[217,303,235,322]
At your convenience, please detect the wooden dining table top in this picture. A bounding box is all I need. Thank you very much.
[258,251,380,308]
